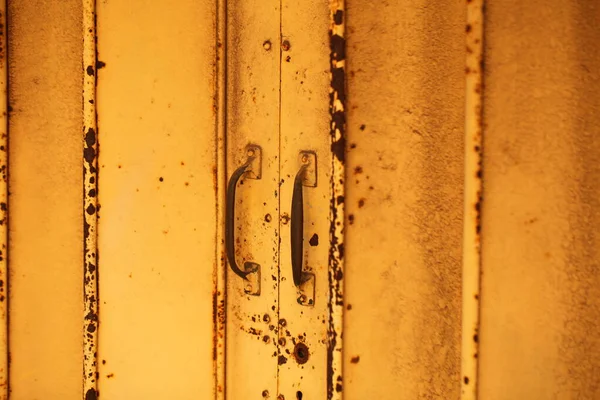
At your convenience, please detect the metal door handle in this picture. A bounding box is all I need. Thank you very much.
[225,145,261,295]
[291,151,317,301]
[291,163,309,287]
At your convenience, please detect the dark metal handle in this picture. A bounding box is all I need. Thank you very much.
[291,164,308,287]
[226,160,253,279]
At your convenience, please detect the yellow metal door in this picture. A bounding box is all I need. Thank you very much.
[95,1,218,398]
[223,0,280,398]
[277,1,336,399]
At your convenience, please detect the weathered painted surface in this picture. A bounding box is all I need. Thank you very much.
[2,1,600,399]
[278,0,334,398]
[95,1,217,398]
[462,0,484,398]
[0,0,7,397]
[343,1,466,399]
[82,0,98,398]
[7,1,84,398]
[479,1,600,399]
[224,0,280,398]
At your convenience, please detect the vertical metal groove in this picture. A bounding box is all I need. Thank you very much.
[461,0,484,399]
[215,0,227,398]
[276,0,282,397]
[328,1,345,399]
[0,0,7,397]
[82,0,98,398]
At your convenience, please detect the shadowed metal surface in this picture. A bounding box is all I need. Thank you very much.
[7,1,84,398]
[479,1,600,399]
[344,1,465,399]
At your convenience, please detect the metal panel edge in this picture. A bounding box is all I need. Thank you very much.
[461,0,484,398]
[328,1,345,399]
[82,0,99,398]
[0,0,7,397]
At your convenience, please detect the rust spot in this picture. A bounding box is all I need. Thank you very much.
[346,304,352,310]
[464,376,470,384]
[330,35,345,62]
[309,234,319,246]
[359,124,365,131]
[331,133,346,163]
[279,318,287,327]
[348,214,354,225]
[86,65,95,76]
[263,40,272,51]
[358,198,365,208]
[278,355,288,365]
[334,10,343,25]
[466,24,472,33]
[285,55,291,62]
[262,390,269,398]
[354,166,363,174]
[159,177,164,182]
[350,356,360,363]
[83,128,97,164]
[349,143,356,149]
[85,389,97,400]
[281,40,291,51]
[106,373,114,378]
[293,342,309,364]
[96,60,106,69]
[473,334,478,343]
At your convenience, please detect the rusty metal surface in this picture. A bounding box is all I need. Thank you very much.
[343,1,465,399]
[7,1,84,398]
[277,0,335,398]
[82,0,98,398]
[462,0,484,398]
[215,0,227,398]
[95,1,217,398]
[224,0,280,398]
[0,1,6,397]
[479,1,600,399]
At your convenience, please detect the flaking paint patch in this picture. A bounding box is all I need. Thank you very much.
[327,1,345,399]
[83,0,99,396]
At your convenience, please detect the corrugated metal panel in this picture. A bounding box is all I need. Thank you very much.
[95,1,218,398]
[7,1,84,398]
[343,1,466,398]
[1,1,599,399]
[479,1,600,398]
